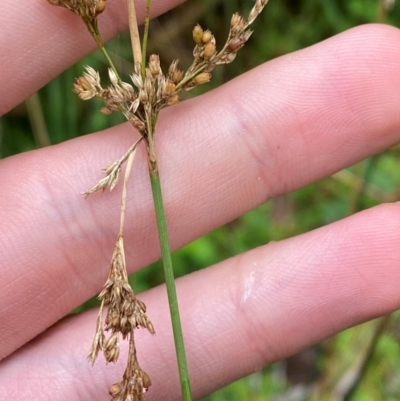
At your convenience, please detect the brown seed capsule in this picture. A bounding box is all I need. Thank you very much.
[111,315,120,328]
[148,54,160,77]
[95,0,106,15]
[171,69,183,84]
[201,30,213,44]
[231,12,242,28]
[228,38,243,51]
[164,83,176,96]
[104,345,120,363]
[105,334,118,351]
[203,42,216,59]
[109,383,122,397]
[192,25,203,45]
[167,95,179,106]
[142,371,152,389]
[194,72,211,85]
[139,88,148,103]
[129,116,146,131]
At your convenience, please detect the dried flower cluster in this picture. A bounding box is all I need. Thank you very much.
[76,0,269,194]
[47,0,106,47]
[89,236,154,400]
[47,0,106,20]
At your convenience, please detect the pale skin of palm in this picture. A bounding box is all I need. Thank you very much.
[1,1,400,400]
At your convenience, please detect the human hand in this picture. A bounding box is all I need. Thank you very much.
[1,1,400,400]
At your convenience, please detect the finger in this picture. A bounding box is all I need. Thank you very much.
[2,204,400,400]
[1,24,400,359]
[0,0,186,114]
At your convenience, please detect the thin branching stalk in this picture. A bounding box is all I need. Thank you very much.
[119,147,136,236]
[101,47,121,81]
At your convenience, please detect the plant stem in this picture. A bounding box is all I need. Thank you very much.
[126,0,143,65]
[100,46,121,81]
[125,0,192,398]
[119,147,137,236]
[141,0,152,77]
[149,166,193,401]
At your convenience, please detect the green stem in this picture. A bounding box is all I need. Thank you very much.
[99,45,121,81]
[76,0,121,82]
[85,21,121,82]
[149,163,193,401]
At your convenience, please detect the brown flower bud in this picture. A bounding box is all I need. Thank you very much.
[192,25,203,45]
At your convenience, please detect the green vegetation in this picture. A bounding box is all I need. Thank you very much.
[2,0,400,399]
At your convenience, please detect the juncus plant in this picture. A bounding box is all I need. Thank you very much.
[46,1,268,400]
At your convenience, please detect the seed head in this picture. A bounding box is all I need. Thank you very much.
[73,76,97,100]
[192,24,203,45]
[248,0,269,24]
[201,30,213,44]
[164,82,176,96]
[95,0,106,15]
[46,0,106,20]
[167,95,179,106]
[148,54,161,77]
[194,72,211,85]
[204,42,216,59]
[231,12,242,28]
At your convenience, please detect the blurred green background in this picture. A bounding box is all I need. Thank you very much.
[2,0,400,400]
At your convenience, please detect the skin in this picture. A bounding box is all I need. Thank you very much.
[1,1,400,400]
